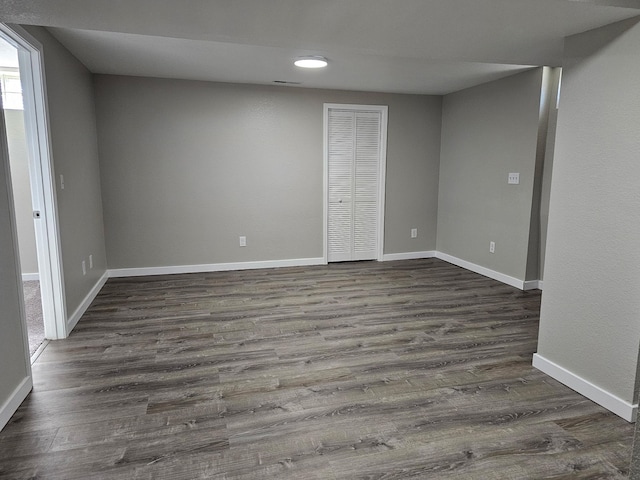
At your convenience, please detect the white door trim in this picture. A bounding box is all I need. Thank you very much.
[0,24,68,339]
[323,103,388,263]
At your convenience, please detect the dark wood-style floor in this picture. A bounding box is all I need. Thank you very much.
[0,259,634,479]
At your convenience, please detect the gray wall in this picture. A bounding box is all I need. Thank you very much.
[6,109,38,275]
[437,69,544,281]
[536,18,640,404]
[24,27,107,315]
[94,76,442,269]
[0,108,30,425]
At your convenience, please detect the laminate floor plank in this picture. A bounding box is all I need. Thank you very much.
[0,259,633,479]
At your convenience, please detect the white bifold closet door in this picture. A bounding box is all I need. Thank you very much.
[328,108,382,262]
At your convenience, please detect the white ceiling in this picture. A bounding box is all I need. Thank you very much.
[1,0,639,94]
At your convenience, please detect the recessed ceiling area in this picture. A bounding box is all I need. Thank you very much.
[1,0,639,94]
[45,28,536,95]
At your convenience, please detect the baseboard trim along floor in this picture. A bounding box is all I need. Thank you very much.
[107,252,542,292]
[533,353,637,422]
[108,257,326,278]
[67,271,110,333]
[0,376,32,432]
[435,251,536,291]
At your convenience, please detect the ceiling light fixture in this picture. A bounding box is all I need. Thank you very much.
[294,56,328,69]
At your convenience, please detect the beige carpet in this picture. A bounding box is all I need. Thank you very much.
[22,280,45,355]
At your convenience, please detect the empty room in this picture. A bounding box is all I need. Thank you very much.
[1,1,639,479]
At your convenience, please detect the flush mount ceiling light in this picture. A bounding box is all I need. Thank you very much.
[294,56,328,68]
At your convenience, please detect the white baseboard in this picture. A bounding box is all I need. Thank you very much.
[381,251,436,262]
[21,273,39,282]
[538,280,544,290]
[108,257,326,278]
[533,353,637,422]
[523,280,542,291]
[105,252,534,295]
[435,252,526,290]
[383,251,543,291]
[66,271,109,333]
[0,376,32,432]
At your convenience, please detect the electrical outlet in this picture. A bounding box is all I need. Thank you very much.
[411,228,418,238]
[508,173,520,184]
[82,260,86,275]
[239,236,247,247]
[89,254,93,269]
[489,241,495,254]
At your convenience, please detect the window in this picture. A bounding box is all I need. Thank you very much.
[1,68,23,110]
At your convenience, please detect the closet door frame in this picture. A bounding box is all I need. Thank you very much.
[323,103,388,263]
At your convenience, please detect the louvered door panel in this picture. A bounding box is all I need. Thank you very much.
[353,202,378,260]
[355,112,380,201]
[353,112,380,259]
[328,201,352,261]
[328,111,354,202]
[328,110,355,261]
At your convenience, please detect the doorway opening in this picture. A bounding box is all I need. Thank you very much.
[0,25,67,360]
[0,40,45,356]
